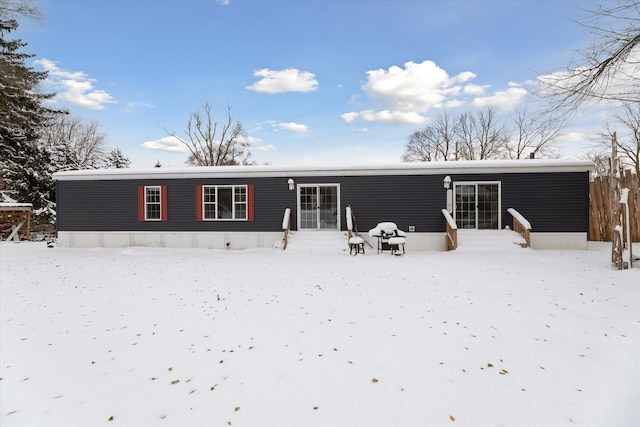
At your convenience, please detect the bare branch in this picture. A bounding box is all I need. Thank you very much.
[401,112,459,162]
[403,108,511,162]
[0,0,43,22]
[165,102,251,166]
[40,114,106,168]
[539,0,640,109]
[507,107,566,159]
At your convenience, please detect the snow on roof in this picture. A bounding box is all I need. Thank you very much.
[53,159,595,181]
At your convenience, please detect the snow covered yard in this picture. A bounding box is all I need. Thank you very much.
[1,241,639,427]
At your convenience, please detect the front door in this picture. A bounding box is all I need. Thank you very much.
[299,185,339,230]
[454,182,500,229]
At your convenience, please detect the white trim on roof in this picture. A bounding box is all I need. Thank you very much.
[53,159,594,181]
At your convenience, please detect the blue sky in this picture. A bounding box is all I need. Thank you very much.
[18,0,602,168]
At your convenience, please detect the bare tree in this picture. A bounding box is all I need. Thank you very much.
[507,107,566,159]
[596,103,640,178]
[165,103,251,166]
[539,0,640,109]
[613,103,640,177]
[0,0,43,21]
[457,107,510,160]
[40,114,106,168]
[402,130,434,162]
[402,112,459,162]
[580,149,611,178]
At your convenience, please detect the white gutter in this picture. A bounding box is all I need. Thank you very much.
[53,159,595,181]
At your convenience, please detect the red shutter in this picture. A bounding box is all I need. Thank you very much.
[138,186,145,221]
[196,185,203,221]
[247,184,254,222]
[161,186,168,222]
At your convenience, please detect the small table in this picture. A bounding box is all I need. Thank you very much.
[368,222,407,255]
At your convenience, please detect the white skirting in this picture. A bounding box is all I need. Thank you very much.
[56,231,587,251]
[530,232,588,250]
[361,233,447,252]
[56,231,448,251]
[56,231,283,250]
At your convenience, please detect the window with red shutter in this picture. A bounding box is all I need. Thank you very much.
[138,185,166,221]
[196,184,253,221]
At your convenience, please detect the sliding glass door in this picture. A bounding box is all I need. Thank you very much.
[454,182,500,229]
[299,185,339,230]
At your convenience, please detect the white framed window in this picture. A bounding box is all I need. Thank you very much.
[145,186,162,221]
[202,185,247,220]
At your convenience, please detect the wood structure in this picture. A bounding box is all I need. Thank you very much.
[282,208,291,250]
[589,170,639,242]
[595,132,638,269]
[0,203,33,241]
[507,208,532,248]
[442,209,458,251]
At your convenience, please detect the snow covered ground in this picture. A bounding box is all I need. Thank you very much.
[1,236,639,427]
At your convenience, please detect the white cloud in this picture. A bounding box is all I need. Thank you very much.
[556,131,585,144]
[362,60,473,113]
[246,68,318,94]
[444,99,465,108]
[35,58,116,110]
[463,84,489,95]
[124,101,157,113]
[472,87,528,111]
[142,136,189,153]
[344,59,532,125]
[348,93,361,107]
[255,144,275,152]
[344,60,485,125]
[456,71,477,83]
[343,109,426,125]
[279,122,309,133]
[341,112,359,123]
[142,133,260,154]
[237,135,261,144]
[361,110,426,125]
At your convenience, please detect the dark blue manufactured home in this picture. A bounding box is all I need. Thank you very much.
[53,159,593,250]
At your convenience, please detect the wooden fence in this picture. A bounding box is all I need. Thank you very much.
[589,170,639,242]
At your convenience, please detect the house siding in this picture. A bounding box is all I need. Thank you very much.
[57,178,297,232]
[56,171,589,235]
[448,171,589,233]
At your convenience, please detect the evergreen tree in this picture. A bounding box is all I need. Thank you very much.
[103,148,131,169]
[0,17,58,222]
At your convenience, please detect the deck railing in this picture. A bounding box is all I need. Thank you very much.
[282,208,291,250]
[507,208,531,247]
[441,209,457,250]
